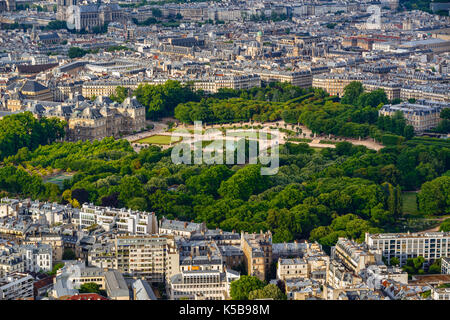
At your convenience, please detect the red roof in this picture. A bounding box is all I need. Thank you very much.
[60,294,108,300]
[34,275,54,290]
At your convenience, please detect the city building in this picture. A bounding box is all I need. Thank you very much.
[332,238,382,274]
[0,273,33,300]
[442,257,450,275]
[241,231,272,281]
[77,203,157,234]
[365,232,450,266]
[115,235,179,283]
[52,261,129,300]
[168,269,240,300]
[379,100,448,132]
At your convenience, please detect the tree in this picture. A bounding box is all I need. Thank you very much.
[440,218,450,232]
[335,141,353,156]
[151,8,162,18]
[0,112,66,161]
[440,108,450,120]
[62,248,76,260]
[248,284,286,300]
[118,176,145,207]
[46,20,67,30]
[218,165,268,201]
[428,259,441,274]
[230,276,265,300]
[71,188,89,205]
[357,89,388,108]
[341,82,364,106]
[389,257,400,266]
[186,165,232,196]
[417,176,450,215]
[134,80,200,120]
[68,47,89,59]
[110,86,129,103]
[48,263,64,276]
[79,282,101,294]
[403,256,425,275]
[127,197,147,211]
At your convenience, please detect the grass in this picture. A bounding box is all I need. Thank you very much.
[43,173,74,187]
[134,135,180,145]
[228,131,273,139]
[288,138,312,143]
[319,140,338,145]
[402,192,421,216]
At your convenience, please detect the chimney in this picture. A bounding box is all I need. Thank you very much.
[184,222,188,229]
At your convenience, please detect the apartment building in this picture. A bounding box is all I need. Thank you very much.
[378,100,447,132]
[365,232,450,266]
[28,201,71,226]
[277,258,308,280]
[88,242,117,270]
[23,234,64,262]
[432,287,450,300]
[380,279,431,300]
[442,257,450,274]
[115,235,179,283]
[52,261,129,300]
[178,239,224,272]
[0,273,34,300]
[0,242,52,275]
[326,259,364,290]
[78,203,158,235]
[168,269,240,300]
[360,264,408,290]
[285,278,323,300]
[272,241,325,260]
[0,253,24,278]
[193,74,261,93]
[159,218,206,238]
[0,218,30,239]
[400,86,450,103]
[257,70,313,88]
[312,74,368,97]
[241,231,272,281]
[189,230,243,270]
[19,244,52,273]
[51,82,83,102]
[363,80,401,101]
[0,198,22,218]
[332,238,382,274]
[81,80,139,98]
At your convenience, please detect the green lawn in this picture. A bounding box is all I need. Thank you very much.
[228,131,273,139]
[319,140,338,145]
[402,192,421,215]
[288,138,312,143]
[44,173,74,188]
[134,135,180,145]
